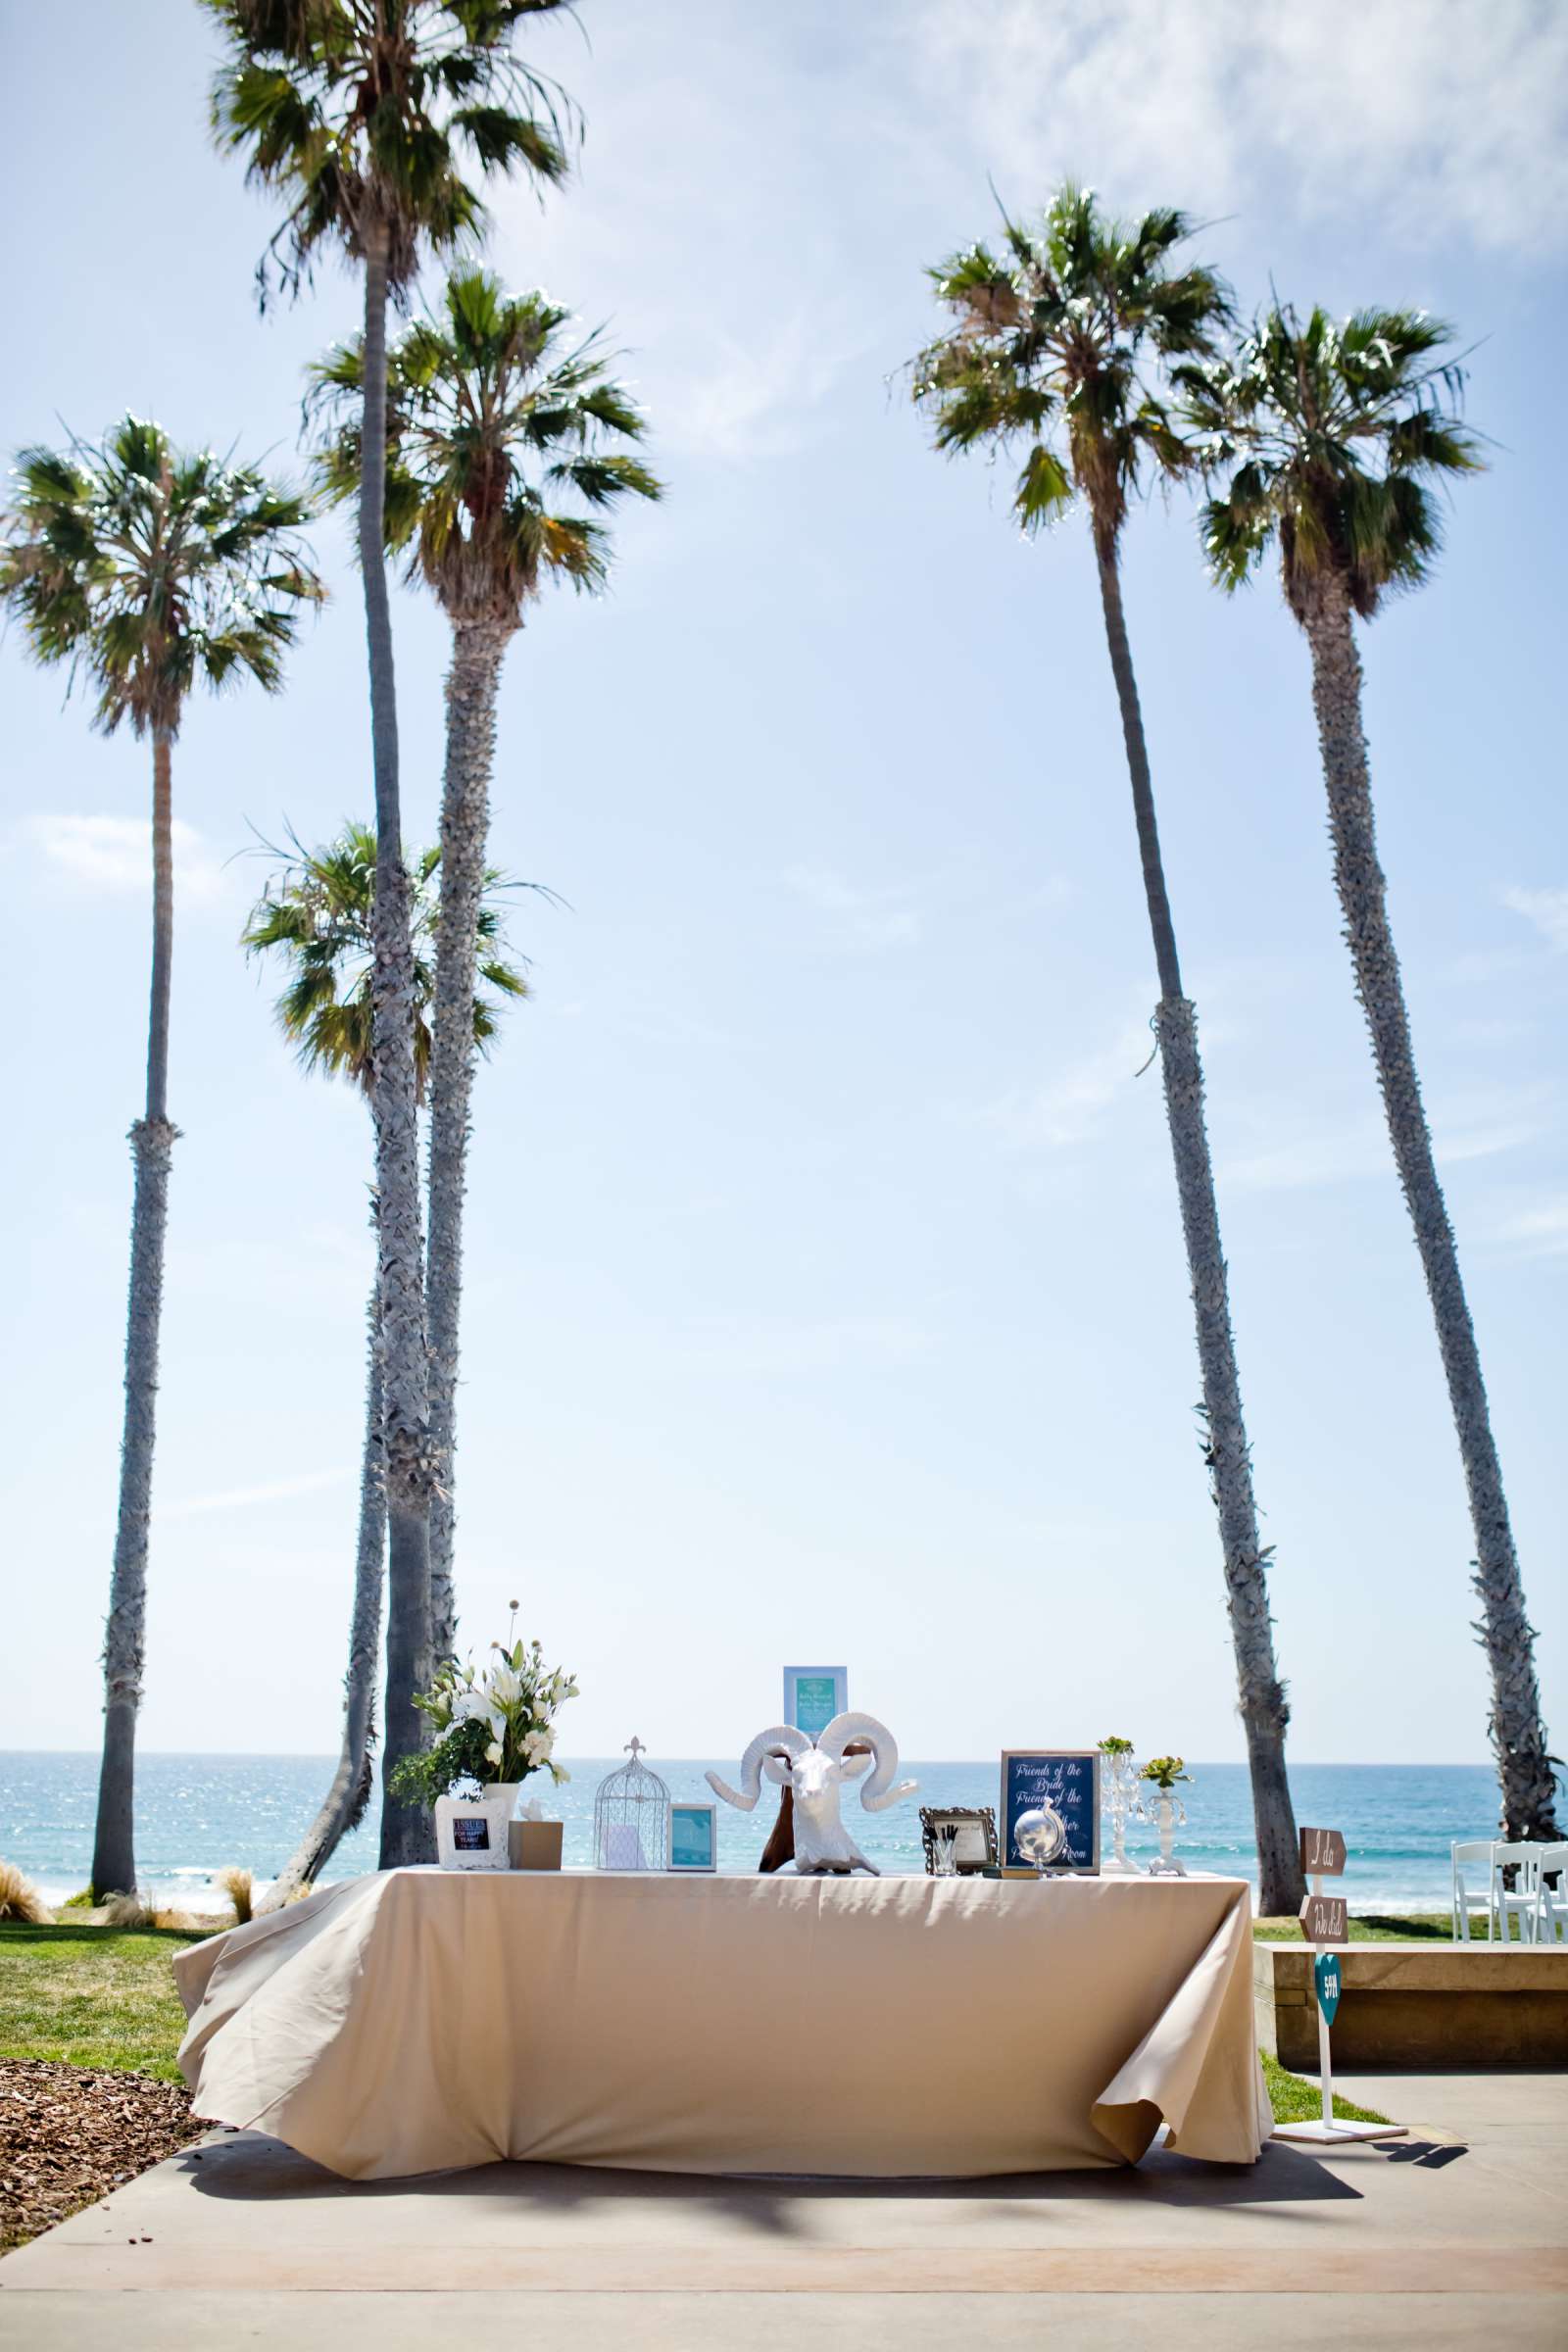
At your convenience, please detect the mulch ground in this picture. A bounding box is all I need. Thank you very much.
[0,2059,202,2254]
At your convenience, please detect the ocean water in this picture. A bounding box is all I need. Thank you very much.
[1,1752,1499,1912]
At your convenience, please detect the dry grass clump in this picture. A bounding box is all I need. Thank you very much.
[0,1861,50,1924]
[101,1890,156,1930]
[216,1865,254,1925]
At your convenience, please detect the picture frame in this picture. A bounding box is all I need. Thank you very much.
[919,1805,998,1875]
[783,1665,847,1742]
[999,1750,1102,1876]
[434,1788,514,1872]
[667,1800,718,1873]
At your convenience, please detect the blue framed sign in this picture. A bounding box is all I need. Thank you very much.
[668,1801,717,1873]
[783,1666,847,1743]
[1000,1750,1101,1874]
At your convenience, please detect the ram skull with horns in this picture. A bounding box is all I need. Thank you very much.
[707,1713,917,1875]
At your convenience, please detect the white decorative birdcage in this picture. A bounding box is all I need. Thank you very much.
[593,1737,671,1871]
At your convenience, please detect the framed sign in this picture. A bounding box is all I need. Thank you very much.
[1000,1750,1101,1875]
[783,1666,847,1742]
[919,1805,998,1875]
[434,1789,514,1872]
[668,1801,717,1873]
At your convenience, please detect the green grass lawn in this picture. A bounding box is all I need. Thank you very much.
[0,1922,206,2082]
[1259,2051,1390,2126]
[1253,1911,1453,1942]
[3,1917,1393,2130]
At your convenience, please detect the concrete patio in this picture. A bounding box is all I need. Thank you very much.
[2,2070,1563,2348]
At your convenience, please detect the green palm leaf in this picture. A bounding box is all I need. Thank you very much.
[913,182,1231,551]
[307,266,662,623]
[242,819,531,1100]
[1178,302,1482,619]
[0,416,322,737]
[204,0,577,303]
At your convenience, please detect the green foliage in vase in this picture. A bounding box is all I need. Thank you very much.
[388,1639,579,1807]
[1141,1756,1192,1789]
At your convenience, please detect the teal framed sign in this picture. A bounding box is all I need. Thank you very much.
[668,1801,717,1873]
[783,1666,847,1742]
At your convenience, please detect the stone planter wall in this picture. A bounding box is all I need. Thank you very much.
[1254,1941,1568,2071]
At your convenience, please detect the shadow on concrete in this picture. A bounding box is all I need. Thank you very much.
[177,2131,1360,2236]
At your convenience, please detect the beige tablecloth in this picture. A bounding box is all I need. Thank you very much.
[173,1868,1269,2180]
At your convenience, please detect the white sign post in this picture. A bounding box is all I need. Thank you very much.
[1273,1827,1406,2146]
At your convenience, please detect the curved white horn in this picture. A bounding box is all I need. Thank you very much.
[706,1725,809,1812]
[816,1711,915,1812]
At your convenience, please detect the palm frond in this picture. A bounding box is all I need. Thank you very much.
[912,178,1229,553]
[242,816,532,1098]
[307,264,662,624]
[0,415,321,737]
[1179,299,1483,622]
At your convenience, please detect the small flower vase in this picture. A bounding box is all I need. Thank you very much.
[1146,1787,1188,1878]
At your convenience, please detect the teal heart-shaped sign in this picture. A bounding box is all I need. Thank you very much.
[1314,1951,1342,2027]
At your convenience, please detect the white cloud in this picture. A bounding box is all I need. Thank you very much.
[17,812,230,905]
[1502,885,1568,954]
[690,1313,935,1374]
[1223,1083,1554,1194]
[162,1468,349,1523]
[784,865,922,951]
[1486,1197,1568,1259]
[984,1015,1156,1151]
[908,0,1568,255]
[675,310,867,464]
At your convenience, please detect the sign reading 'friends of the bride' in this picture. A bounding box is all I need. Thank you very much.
[1000,1749,1102,1874]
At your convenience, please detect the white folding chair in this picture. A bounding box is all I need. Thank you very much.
[1494,1841,1544,1944]
[1451,1838,1496,1941]
[1525,1842,1567,1944]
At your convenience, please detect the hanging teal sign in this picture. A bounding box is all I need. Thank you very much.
[1314,1952,1342,2026]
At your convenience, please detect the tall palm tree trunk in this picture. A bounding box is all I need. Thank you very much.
[1302,573,1558,1840]
[427,616,514,1659]
[263,1264,387,1909]
[360,219,436,1868]
[1095,532,1304,1915]
[91,726,177,1900]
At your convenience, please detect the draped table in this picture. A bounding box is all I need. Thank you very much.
[172,1867,1269,2180]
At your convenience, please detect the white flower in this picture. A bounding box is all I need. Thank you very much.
[484,1740,504,1768]
[451,1690,488,1725]
[523,1727,554,1762]
[488,1662,521,1708]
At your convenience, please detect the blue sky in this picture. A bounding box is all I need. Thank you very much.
[3,0,1564,1769]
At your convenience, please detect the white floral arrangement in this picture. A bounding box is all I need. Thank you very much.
[390,1608,579,1808]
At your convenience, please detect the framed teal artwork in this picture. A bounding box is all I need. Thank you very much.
[668,1801,717,1872]
[783,1666,847,1742]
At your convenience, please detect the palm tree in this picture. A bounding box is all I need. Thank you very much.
[1181,306,1559,1841]
[913,186,1304,1914]
[205,0,575,1863]
[309,267,662,1657]
[0,416,320,1899]
[242,822,526,1901]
